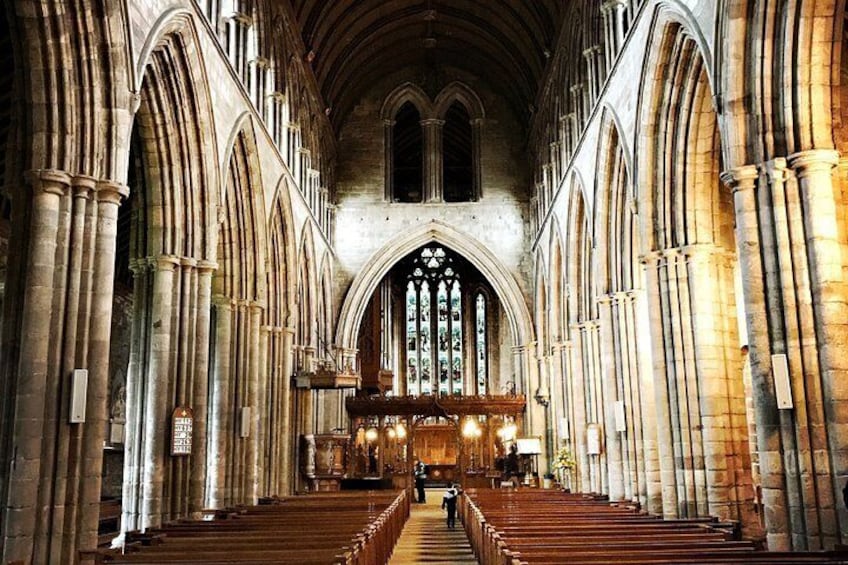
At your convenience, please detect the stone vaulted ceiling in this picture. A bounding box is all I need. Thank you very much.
[289,0,565,132]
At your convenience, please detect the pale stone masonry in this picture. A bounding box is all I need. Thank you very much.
[3,1,848,564]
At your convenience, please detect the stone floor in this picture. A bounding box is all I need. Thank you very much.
[389,489,479,564]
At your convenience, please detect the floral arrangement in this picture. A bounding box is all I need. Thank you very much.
[552,446,576,472]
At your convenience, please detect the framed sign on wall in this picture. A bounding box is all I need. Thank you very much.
[171,406,194,456]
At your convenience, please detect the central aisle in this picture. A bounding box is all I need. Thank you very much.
[389,489,479,564]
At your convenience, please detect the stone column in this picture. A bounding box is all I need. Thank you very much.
[141,255,180,529]
[788,150,848,547]
[684,244,754,528]
[421,119,445,202]
[384,119,395,201]
[723,164,791,549]
[596,294,624,501]
[77,180,128,554]
[471,118,484,201]
[612,0,627,51]
[2,170,70,563]
[569,323,591,493]
[280,327,295,495]
[600,2,614,70]
[208,297,233,508]
[633,284,662,515]
[248,302,264,503]
[570,85,584,128]
[642,250,679,518]
[583,47,598,103]
[190,260,216,515]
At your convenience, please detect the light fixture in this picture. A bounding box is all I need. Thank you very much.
[365,427,379,442]
[395,423,407,439]
[534,386,550,407]
[499,420,517,442]
[462,417,481,439]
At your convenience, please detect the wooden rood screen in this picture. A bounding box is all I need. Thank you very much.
[84,490,409,565]
[460,489,848,565]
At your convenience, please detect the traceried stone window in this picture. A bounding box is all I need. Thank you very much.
[443,102,474,202]
[405,247,463,395]
[392,102,424,202]
[383,83,484,204]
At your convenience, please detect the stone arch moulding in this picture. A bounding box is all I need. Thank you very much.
[266,175,299,329]
[434,81,486,120]
[135,8,201,92]
[596,105,634,183]
[335,221,534,352]
[380,82,434,121]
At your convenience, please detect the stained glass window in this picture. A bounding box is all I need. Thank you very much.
[475,293,487,395]
[405,247,464,396]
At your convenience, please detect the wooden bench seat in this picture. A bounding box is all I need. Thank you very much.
[460,489,848,565]
[84,490,409,565]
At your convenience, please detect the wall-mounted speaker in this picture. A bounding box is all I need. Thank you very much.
[558,418,570,440]
[772,353,793,409]
[586,423,601,455]
[69,369,88,424]
[613,400,626,432]
[240,406,251,438]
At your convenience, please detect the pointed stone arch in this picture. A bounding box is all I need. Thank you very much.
[267,176,298,329]
[434,81,486,120]
[594,108,635,294]
[296,221,319,351]
[133,12,218,260]
[206,119,269,509]
[336,221,533,352]
[380,82,434,121]
[635,10,754,533]
[262,176,298,496]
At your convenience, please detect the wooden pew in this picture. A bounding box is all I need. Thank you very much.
[82,490,409,565]
[460,489,848,565]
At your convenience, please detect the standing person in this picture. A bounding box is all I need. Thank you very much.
[441,483,460,529]
[413,460,427,503]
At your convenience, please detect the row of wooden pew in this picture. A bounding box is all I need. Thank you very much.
[460,489,848,564]
[83,490,409,564]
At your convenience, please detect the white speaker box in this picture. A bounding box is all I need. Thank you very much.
[772,353,793,409]
[69,369,88,423]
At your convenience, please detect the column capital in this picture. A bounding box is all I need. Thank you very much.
[25,169,72,196]
[595,294,613,305]
[383,119,396,127]
[70,175,96,199]
[787,149,840,177]
[152,254,181,272]
[212,294,234,308]
[639,250,664,266]
[95,179,129,204]
[470,118,485,127]
[603,0,628,11]
[129,257,150,276]
[180,257,197,269]
[763,157,788,183]
[720,165,758,193]
[419,118,445,128]
[196,260,218,274]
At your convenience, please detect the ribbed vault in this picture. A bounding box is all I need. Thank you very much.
[289,0,564,131]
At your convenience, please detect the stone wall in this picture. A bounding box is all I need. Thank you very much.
[334,66,533,329]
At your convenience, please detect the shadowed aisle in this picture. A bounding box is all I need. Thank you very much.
[389,489,479,564]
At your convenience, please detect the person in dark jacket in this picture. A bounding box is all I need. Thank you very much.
[441,483,460,529]
[413,461,427,503]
